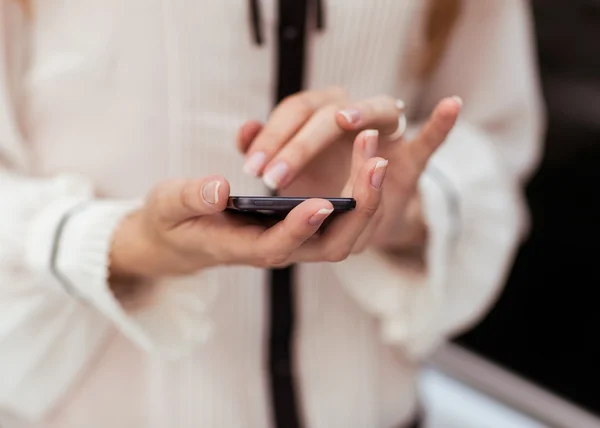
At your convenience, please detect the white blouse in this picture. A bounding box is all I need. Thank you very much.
[0,1,542,427]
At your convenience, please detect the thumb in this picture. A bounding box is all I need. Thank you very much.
[149,175,230,225]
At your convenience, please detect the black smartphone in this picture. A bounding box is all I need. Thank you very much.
[227,196,356,214]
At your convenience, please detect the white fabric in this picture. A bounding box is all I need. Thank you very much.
[0,0,543,427]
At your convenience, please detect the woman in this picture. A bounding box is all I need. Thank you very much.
[0,1,542,427]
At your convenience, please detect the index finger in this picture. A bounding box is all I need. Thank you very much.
[242,87,347,176]
[408,96,462,170]
[294,157,387,263]
[253,198,335,266]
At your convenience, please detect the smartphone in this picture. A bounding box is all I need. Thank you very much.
[227,196,356,214]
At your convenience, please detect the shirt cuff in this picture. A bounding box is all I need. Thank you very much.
[25,199,217,358]
[332,121,526,361]
[330,171,453,360]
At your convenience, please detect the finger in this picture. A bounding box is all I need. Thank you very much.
[242,87,347,177]
[254,199,334,266]
[295,157,388,263]
[351,199,385,253]
[262,107,379,192]
[236,121,263,155]
[336,96,405,136]
[261,103,345,190]
[408,96,461,171]
[150,176,230,226]
[347,133,386,252]
[342,129,379,197]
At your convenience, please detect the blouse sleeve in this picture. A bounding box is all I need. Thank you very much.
[0,4,216,421]
[332,0,544,359]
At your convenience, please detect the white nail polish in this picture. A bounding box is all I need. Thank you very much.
[308,208,334,226]
[202,180,220,204]
[364,130,379,158]
[371,159,389,189]
[375,159,389,169]
[396,99,406,110]
[451,96,463,107]
[338,109,361,125]
[388,113,407,141]
[339,110,352,124]
[213,181,221,204]
[243,152,266,176]
[263,162,289,190]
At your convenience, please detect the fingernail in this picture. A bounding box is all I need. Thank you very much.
[263,162,289,190]
[202,181,221,204]
[243,152,266,176]
[338,108,361,125]
[364,129,379,158]
[371,160,388,189]
[396,99,406,110]
[308,208,334,226]
[451,96,463,107]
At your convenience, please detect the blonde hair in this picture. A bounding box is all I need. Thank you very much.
[13,0,460,77]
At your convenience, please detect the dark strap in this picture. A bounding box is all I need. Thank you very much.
[267,1,310,427]
[268,266,302,427]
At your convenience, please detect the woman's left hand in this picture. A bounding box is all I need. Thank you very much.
[237,87,461,251]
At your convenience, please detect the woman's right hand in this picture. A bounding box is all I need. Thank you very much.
[109,132,387,280]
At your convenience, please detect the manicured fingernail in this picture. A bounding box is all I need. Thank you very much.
[202,181,220,204]
[263,162,289,190]
[308,208,334,226]
[396,99,406,110]
[364,129,379,158]
[451,96,463,107]
[371,160,388,189]
[243,152,266,176]
[338,108,361,125]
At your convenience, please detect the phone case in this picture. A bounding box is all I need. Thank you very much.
[227,196,356,213]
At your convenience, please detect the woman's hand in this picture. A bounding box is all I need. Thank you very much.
[237,88,461,250]
[370,97,462,250]
[109,132,388,281]
[237,86,403,196]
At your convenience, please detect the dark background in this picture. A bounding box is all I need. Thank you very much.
[457,0,600,415]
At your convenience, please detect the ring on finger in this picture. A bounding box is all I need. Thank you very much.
[388,111,408,141]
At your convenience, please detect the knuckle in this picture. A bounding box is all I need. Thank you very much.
[179,182,198,210]
[148,179,182,221]
[359,202,380,218]
[150,179,174,205]
[261,253,291,268]
[289,227,311,243]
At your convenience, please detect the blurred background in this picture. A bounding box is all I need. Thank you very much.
[2,1,599,428]
[424,1,600,426]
